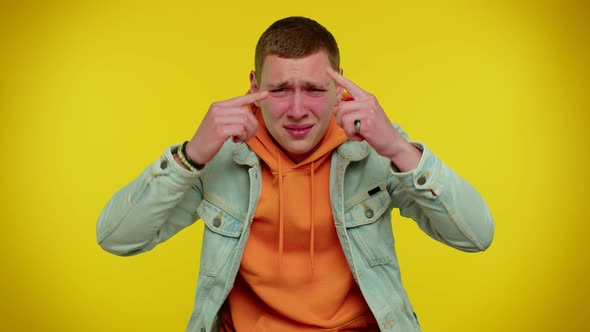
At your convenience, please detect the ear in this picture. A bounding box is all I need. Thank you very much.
[248,70,264,107]
[336,67,344,100]
[249,70,259,93]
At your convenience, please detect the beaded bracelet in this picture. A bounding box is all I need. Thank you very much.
[177,144,197,172]
[181,141,204,170]
[177,142,199,172]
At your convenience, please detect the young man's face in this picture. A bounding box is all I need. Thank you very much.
[250,50,342,163]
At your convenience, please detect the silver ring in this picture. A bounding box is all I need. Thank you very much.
[354,119,361,134]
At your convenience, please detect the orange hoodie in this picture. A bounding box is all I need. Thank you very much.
[219,96,378,331]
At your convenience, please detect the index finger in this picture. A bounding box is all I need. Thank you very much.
[221,90,269,107]
[326,68,367,98]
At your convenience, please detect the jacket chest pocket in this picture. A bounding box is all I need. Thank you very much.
[343,186,394,266]
[196,199,245,277]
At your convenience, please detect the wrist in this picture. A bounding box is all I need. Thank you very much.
[178,141,204,171]
[385,138,413,160]
[388,140,422,172]
[184,140,205,166]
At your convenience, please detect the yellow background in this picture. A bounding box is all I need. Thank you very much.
[1,1,588,331]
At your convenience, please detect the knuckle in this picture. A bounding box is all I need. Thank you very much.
[368,98,378,108]
[210,102,225,114]
[215,126,225,137]
[212,116,223,126]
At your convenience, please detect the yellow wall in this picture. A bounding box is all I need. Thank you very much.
[1,1,588,331]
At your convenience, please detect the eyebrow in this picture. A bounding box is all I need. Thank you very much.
[266,81,289,89]
[266,80,329,90]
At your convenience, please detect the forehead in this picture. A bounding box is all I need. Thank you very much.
[259,51,333,87]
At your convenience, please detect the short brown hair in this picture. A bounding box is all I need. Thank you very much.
[254,16,340,81]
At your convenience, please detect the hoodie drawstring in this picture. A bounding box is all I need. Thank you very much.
[277,150,285,269]
[310,161,316,272]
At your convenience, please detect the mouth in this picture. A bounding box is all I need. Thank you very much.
[284,124,313,138]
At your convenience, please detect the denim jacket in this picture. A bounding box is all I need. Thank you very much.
[97,126,494,332]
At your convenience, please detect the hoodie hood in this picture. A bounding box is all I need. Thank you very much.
[246,93,349,270]
[223,91,375,331]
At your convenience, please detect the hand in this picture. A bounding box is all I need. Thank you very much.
[327,68,408,159]
[184,91,268,165]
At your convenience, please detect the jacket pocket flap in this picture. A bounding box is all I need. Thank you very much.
[197,199,244,238]
[344,186,391,228]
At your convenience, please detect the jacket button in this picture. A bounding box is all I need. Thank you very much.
[213,217,222,227]
[365,208,374,218]
[417,175,426,185]
[160,160,168,169]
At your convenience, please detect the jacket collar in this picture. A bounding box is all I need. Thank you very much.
[232,142,260,167]
[232,140,370,166]
[335,141,371,161]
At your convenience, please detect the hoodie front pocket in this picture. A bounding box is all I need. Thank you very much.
[197,199,245,277]
[343,188,394,266]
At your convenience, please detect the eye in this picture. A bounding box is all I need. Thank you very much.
[307,88,326,95]
[269,88,288,97]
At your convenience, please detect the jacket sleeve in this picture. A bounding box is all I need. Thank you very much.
[96,144,204,256]
[387,125,495,252]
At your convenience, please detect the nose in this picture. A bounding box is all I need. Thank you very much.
[287,91,307,120]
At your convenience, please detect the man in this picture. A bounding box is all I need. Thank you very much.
[97,16,494,332]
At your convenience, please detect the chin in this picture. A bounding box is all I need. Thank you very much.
[285,147,311,156]
[279,141,306,151]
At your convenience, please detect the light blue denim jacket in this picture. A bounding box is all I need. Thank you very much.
[97,125,494,332]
